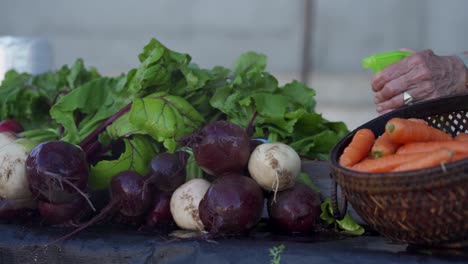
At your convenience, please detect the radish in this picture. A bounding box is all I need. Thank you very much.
[248,142,301,193]
[170,178,211,231]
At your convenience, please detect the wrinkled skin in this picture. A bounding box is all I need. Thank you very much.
[371,49,468,114]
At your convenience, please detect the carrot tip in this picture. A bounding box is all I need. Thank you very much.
[372,152,383,158]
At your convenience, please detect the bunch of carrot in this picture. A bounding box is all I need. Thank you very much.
[339,117,468,173]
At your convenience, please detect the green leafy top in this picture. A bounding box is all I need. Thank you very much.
[0,37,349,190]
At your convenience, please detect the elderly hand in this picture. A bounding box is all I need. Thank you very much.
[371,49,468,114]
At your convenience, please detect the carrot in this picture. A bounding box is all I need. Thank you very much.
[352,152,434,173]
[370,132,401,158]
[391,148,454,172]
[408,118,428,125]
[385,117,452,144]
[339,128,375,167]
[396,141,468,155]
[454,133,468,142]
[451,152,468,162]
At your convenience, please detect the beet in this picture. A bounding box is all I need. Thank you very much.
[26,141,90,204]
[182,121,251,176]
[267,183,321,233]
[51,171,152,243]
[0,198,37,222]
[144,191,174,229]
[38,197,90,226]
[199,173,264,234]
[145,152,186,192]
[0,119,24,134]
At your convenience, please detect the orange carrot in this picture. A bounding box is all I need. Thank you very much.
[371,132,401,158]
[385,117,452,144]
[396,141,468,155]
[451,152,468,162]
[391,148,454,172]
[454,133,468,142]
[352,152,433,173]
[339,128,375,167]
[408,118,428,125]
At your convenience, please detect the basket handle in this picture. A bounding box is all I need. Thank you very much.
[331,177,348,220]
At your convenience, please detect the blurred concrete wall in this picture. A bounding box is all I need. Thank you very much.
[1,0,467,75]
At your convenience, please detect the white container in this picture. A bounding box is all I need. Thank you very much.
[0,36,52,83]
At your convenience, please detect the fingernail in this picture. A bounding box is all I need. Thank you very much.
[376,106,383,113]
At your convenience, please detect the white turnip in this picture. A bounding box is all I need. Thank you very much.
[170,178,211,231]
[0,139,34,201]
[248,142,301,193]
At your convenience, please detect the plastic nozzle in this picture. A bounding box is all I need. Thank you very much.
[362,50,411,73]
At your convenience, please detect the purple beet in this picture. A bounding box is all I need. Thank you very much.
[0,119,24,134]
[145,152,186,192]
[0,198,37,222]
[199,173,264,234]
[268,183,321,233]
[144,191,174,229]
[181,121,251,176]
[38,197,91,226]
[26,141,90,205]
[51,171,152,243]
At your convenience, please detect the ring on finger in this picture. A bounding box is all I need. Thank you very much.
[403,91,414,105]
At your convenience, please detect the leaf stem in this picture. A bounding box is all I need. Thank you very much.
[79,102,132,151]
[245,111,258,137]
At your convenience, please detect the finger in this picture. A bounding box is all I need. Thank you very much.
[371,58,413,92]
[399,48,415,53]
[376,88,419,113]
[374,64,432,104]
[371,51,430,92]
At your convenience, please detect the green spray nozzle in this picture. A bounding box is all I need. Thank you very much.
[362,50,412,73]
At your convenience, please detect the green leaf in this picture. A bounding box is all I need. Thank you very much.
[336,214,365,236]
[279,80,316,111]
[0,59,101,131]
[89,135,159,190]
[50,77,128,144]
[250,93,289,119]
[234,52,267,75]
[129,92,205,152]
[320,198,365,235]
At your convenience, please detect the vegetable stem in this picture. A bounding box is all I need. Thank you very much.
[79,103,132,151]
[245,111,258,137]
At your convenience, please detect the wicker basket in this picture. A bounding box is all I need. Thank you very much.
[329,94,468,248]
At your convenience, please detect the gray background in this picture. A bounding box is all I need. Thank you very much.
[1,0,467,129]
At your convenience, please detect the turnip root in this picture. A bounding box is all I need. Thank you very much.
[248,142,301,193]
[0,139,34,201]
[170,178,210,231]
[0,132,17,148]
